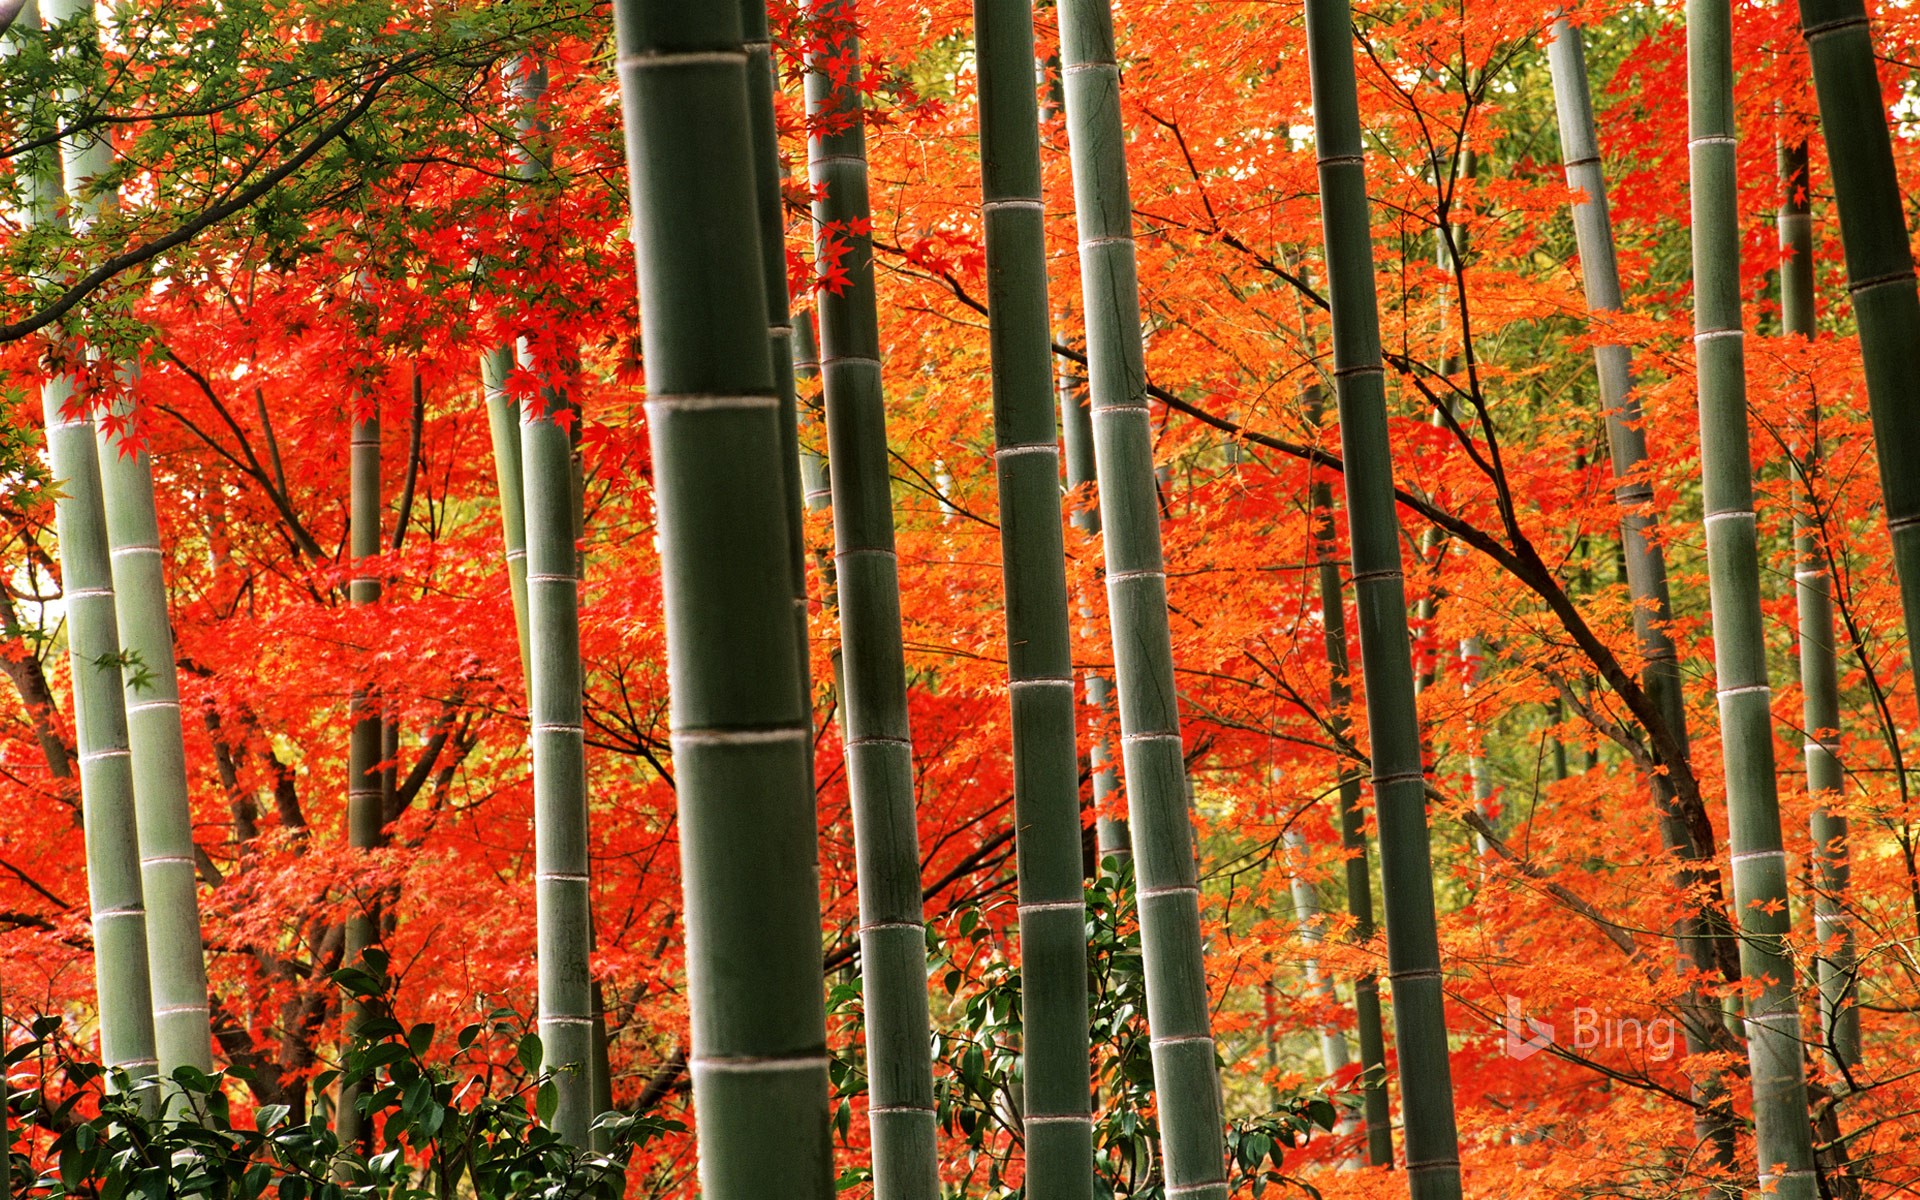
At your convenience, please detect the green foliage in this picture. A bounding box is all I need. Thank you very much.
[4,949,682,1198]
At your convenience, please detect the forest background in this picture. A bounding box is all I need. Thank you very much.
[2,0,1919,1195]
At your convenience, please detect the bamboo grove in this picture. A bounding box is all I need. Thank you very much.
[9,0,1920,1196]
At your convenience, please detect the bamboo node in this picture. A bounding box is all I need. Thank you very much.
[692,1054,831,1074]
[644,392,779,412]
[1692,328,1742,343]
[996,442,1058,458]
[110,544,162,556]
[1729,848,1786,863]
[1562,154,1600,170]
[1717,683,1770,698]
[807,152,869,171]
[1106,567,1165,582]
[1138,884,1200,900]
[1119,731,1180,744]
[1008,677,1073,689]
[1318,154,1364,168]
[124,699,181,714]
[1149,1033,1214,1048]
[1091,403,1150,416]
[1019,899,1086,913]
[1846,268,1915,296]
[615,50,748,70]
[1023,1113,1093,1124]
[79,748,132,762]
[982,198,1043,212]
[1167,1182,1230,1197]
[537,872,591,882]
[672,727,807,746]
[1061,60,1118,75]
[1801,14,1869,41]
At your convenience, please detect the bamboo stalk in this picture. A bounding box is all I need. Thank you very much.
[610,3,833,1192]
[740,0,813,699]
[974,2,1096,1191]
[1056,0,1226,1193]
[1546,20,1742,1164]
[335,396,382,1152]
[1778,139,1858,1074]
[1301,0,1463,1191]
[1056,354,1125,862]
[1685,3,1818,1193]
[482,345,531,678]
[1796,0,1920,684]
[26,0,159,1105]
[802,7,940,1197]
[1307,393,1392,1167]
[41,0,214,1092]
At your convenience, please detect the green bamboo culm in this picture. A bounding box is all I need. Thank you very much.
[95,407,216,1088]
[1308,438,1391,1167]
[521,361,592,1145]
[1056,356,1125,862]
[482,345,531,680]
[482,50,557,690]
[1056,0,1227,1193]
[1302,0,1463,1191]
[795,313,831,515]
[1546,18,1738,1166]
[1797,0,1920,682]
[41,382,161,1103]
[974,1,1096,1192]
[740,0,813,696]
[335,398,383,1151]
[40,0,215,1091]
[803,5,940,1197]
[1685,3,1819,1194]
[609,3,834,1194]
[466,47,595,1146]
[21,0,159,1106]
[1778,139,1859,1074]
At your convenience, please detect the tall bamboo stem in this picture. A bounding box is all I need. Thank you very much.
[1686,3,1818,1193]
[610,3,834,1192]
[1547,19,1739,1163]
[1057,0,1226,1193]
[1057,356,1125,862]
[1302,0,1463,1190]
[1796,0,1920,681]
[1778,139,1858,1073]
[803,8,939,1195]
[1307,391,1392,1166]
[28,0,158,1103]
[42,0,214,1090]
[975,1,1096,1191]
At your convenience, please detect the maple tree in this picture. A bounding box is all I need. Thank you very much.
[3,0,1920,1196]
